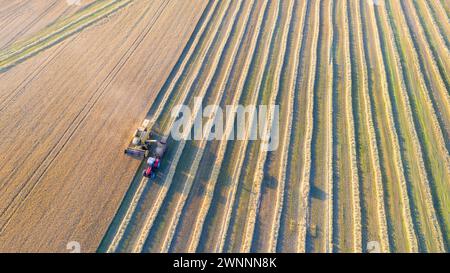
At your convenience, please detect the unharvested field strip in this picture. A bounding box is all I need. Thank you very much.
[143,0,256,253]
[197,0,280,253]
[350,0,389,253]
[129,0,246,253]
[252,0,307,253]
[234,0,294,253]
[297,0,320,253]
[0,0,171,233]
[364,0,418,252]
[385,0,450,249]
[106,0,234,252]
[172,0,269,253]
[375,1,445,252]
[0,0,134,71]
[102,0,220,253]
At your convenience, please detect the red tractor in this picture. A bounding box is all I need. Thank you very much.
[143,137,167,178]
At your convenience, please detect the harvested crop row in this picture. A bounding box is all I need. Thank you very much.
[349,0,390,253]
[276,0,315,252]
[235,0,295,253]
[220,0,285,253]
[415,0,450,57]
[129,0,246,253]
[252,0,307,253]
[331,0,361,253]
[307,0,334,253]
[142,0,256,253]
[101,0,221,253]
[428,1,450,46]
[197,0,280,253]
[385,0,450,249]
[364,0,418,252]
[344,0,362,252]
[296,0,320,253]
[400,0,450,138]
[168,0,269,253]
[375,1,445,253]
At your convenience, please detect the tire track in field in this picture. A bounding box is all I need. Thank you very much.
[0,36,75,113]
[0,0,134,71]
[102,0,225,253]
[130,0,245,253]
[1,0,59,50]
[376,1,445,252]
[0,0,171,233]
[365,0,418,252]
[144,0,256,253]
[169,0,269,253]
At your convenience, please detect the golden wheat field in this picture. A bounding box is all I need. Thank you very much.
[0,0,448,253]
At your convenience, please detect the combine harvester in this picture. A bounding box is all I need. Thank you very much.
[124,119,168,179]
